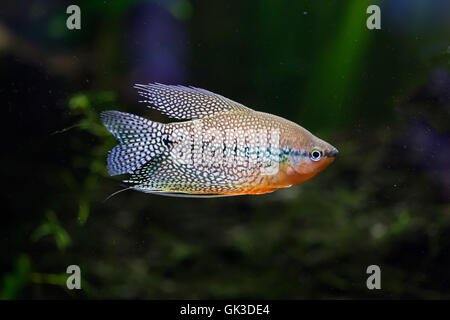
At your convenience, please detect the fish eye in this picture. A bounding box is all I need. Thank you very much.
[310,149,322,162]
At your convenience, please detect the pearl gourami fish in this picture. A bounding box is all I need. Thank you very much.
[101,84,338,198]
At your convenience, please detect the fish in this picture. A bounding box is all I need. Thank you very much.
[101,83,338,197]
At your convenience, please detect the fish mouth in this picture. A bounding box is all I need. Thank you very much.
[325,148,339,158]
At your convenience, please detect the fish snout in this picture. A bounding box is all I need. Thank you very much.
[326,148,339,158]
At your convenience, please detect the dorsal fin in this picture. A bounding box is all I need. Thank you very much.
[134,83,252,120]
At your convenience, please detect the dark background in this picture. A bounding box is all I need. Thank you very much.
[1,0,449,299]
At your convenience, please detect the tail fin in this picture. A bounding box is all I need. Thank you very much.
[101,111,169,176]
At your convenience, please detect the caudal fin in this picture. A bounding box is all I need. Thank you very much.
[101,111,169,176]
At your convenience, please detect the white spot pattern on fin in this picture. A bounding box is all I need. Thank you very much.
[101,111,169,176]
[134,83,251,120]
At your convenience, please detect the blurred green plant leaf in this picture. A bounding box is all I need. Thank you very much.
[31,211,72,251]
[0,255,31,300]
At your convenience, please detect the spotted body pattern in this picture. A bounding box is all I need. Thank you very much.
[102,84,338,197]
